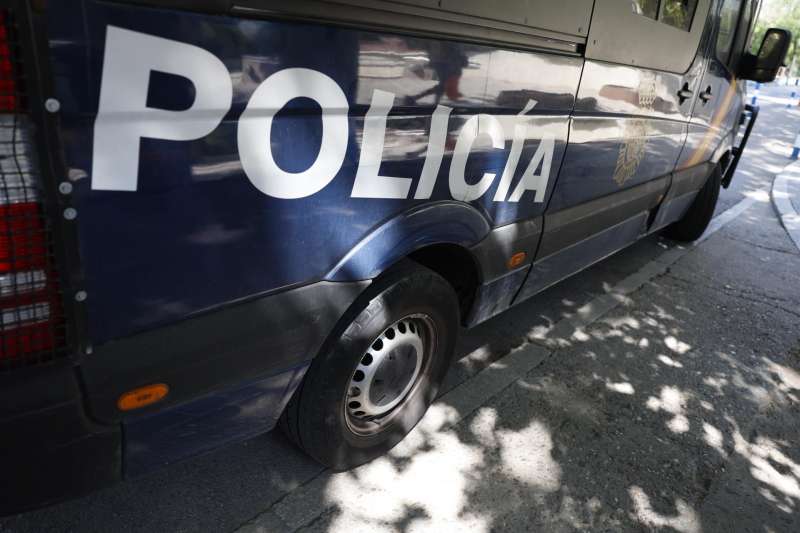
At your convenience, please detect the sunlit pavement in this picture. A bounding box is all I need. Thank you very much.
[792,177,800,214]
[4,84,800,533]
[772,161,800,252]
[781,166,800,215]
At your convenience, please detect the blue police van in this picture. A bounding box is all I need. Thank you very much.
[0,0,789,514]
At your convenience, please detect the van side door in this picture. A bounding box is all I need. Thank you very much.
[677,0,753,198]
[515,0,713,301]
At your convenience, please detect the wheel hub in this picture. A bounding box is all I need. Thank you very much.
[346,317,426,422]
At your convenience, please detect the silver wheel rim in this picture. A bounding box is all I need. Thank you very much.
[345,315,432,433]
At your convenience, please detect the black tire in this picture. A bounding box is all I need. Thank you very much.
[663,164,722,242]
[280,261,459,471]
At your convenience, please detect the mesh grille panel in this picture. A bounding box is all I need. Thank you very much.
[0,8,68,369]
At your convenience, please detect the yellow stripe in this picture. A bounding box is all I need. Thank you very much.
[685,78,738,168]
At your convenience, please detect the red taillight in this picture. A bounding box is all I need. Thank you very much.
[0,201,64,363]
[0,202,62,362]
[1,308,56,359]
[0,11,16,113]
[0,202,47,273]
[0,9,66,366]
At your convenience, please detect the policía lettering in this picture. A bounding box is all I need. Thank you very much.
[92,26,554,203]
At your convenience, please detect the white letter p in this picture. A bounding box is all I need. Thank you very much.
[91,26,232,191]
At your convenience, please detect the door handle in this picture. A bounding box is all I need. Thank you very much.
[677,83,693,104]
[700,86,713,103]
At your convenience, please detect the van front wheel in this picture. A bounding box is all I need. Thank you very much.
[280,263,459,471]
[663,164,722,242]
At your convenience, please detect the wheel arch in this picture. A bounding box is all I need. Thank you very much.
[407,243,481,322]
[324,201,489,321]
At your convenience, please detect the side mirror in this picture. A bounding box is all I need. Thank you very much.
[738,28,792,82]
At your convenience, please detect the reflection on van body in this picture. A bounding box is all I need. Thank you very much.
[0,0,783,515]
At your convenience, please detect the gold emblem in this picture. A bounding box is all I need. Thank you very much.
[638,72,657,109]
[613,119,648,186]
[612,73,657,186]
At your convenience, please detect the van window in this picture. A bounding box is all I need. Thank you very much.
[717,0,743,63]
[732,0,756,66]
[660,0,699,31]
[632,1,699,31]
[586,0,711,73]
[632,0,659,19]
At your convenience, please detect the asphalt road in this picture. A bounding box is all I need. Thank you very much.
[4,83,800,533]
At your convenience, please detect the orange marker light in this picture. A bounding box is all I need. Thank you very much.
[507,252,527,270]
[117,383,169,411]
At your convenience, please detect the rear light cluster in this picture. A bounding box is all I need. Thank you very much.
[0,9,67,368]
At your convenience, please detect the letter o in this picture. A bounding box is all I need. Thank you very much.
[238,68,349,199]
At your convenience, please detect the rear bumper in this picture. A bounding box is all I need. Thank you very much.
[0,362,121,517]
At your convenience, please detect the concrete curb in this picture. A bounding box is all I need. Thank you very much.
[771,161,800,251]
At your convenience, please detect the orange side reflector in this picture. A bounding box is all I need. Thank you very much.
[507,252,527,270]
[118,383,169,411]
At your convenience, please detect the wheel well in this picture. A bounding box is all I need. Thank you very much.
[408,244,480,323]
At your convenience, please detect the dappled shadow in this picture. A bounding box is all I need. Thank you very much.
[4,82,800,533]
[308,224,800,532]
[286,83,800,533]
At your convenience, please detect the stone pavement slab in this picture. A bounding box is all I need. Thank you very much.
[771,161,800,251]
[6,81,800,533]
[235,196,800,533]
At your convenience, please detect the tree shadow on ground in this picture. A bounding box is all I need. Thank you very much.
[5,214,797,533]
[305,201,800,533]
[4,86,800,533]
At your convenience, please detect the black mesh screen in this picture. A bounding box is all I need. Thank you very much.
[0,8,68,369]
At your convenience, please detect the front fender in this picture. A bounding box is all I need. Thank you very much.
[325,201,491,282]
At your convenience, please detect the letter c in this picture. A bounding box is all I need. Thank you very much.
[449,114,505,202]
[238,68,349,199]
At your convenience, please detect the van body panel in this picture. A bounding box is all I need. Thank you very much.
[324,201,490,282]
[123,363,307,477]
[516,6,723,306]
[679,59,743,174]
[1,0,762,514]
[649,162,714,232]
[516,59,693,302]
[233,0,591,52]
[45,0,581,345]
[518,212,650,301]
[547,115,684,213]
[536,176,671,260]
[465,266,531,326]
[79,280,369,424]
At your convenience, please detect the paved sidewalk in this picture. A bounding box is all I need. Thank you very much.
[771,161,800,251]
[5,82,800,533]
[238,194,800,533]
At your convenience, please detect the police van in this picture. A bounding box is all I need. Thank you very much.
[0,0,789,513]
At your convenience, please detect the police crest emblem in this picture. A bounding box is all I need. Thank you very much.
[612,72,657,186]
